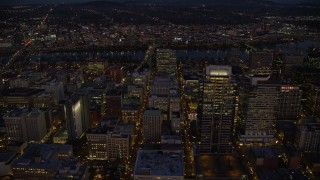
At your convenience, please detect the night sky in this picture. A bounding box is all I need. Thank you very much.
[1,0,320,5]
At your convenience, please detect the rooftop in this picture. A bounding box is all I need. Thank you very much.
[257,169,307,180]
[144,109,162,116]
[13,144,72,169]
[0,152,16,163]
[46,79,62,86]
[183,74,199,81]
[252,147,279,158]
[3,109,28,118]
[206,65,232,77]
[299,117,320,132]
[100,116,120,127]
[26,109,43,118]
[150,94,168,98]
[122,103,139,110]
[11,76,30,81]
[87,122,134,136]
[106,89,122,96]
[134,150,184,177]
[161,135,182,141]
[56,158,88,179]
[1,88,43,96]
[171,111,181,118]
[33,91,52,98]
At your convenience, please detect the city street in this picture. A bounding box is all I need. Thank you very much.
[177,62,196,177]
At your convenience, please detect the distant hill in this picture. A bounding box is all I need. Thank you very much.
[0,0,319,6]
[80,0,124,6]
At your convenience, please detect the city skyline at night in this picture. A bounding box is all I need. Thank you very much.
[0,0,319,179]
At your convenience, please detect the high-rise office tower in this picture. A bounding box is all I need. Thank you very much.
[283,55,304,77]
[249,52,273,75]
[169,89,181,133]
[148,94,169,112]
[0,74,3,90]
[171,111,181,133]
[32,92,54,108]
[150,74,178,96]
[295,117,320,153]
[9,76,32,88]
[3,109,28,142]
[65,91,90,141]
[65,98,82,140]
[156,49,177,74]
[87,117,133,160]
[169,88,180,114]
[25,109,47,142]
[238,75,279,145]
[4,108,47,143]
[121,103,139,123]
[0,133,8,151]
[44,79,65,105]
[76,88,90,134]
[305,50,320,68]
[272,51,285,77]
[105,90,122,117]
[148,74,179,121]
[304,83,320,117]
[107,66,125,84]
[142,109,163,143]
[199,65,235,154]
[278,85,302,121]
[87,59,108,75]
